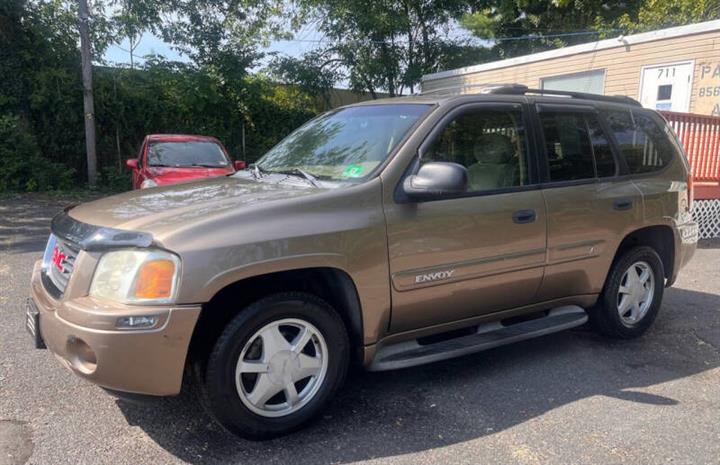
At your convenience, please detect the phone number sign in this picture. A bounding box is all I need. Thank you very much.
[696,62,720,116]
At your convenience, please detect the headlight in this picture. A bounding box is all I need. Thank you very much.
[89,249,181,304]
[140,178,158,189]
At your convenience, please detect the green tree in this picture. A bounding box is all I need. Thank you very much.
[282,0,495,96]
[268,51,342,109]
[605,0,720,34]
[0,1,319,192]
[460,0,720,59]
[107,0,161,68]
[460,0,639,58]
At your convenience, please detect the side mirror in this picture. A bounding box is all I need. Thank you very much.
[234,160,247,171]
[403,162,468,200]
[126,159,139,170]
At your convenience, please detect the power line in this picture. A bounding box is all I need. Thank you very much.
[271,29,622,45]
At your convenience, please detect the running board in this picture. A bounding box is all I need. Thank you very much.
[369,306,587,371]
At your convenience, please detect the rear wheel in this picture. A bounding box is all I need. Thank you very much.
[197,292,349,439]
[589,246,665,339]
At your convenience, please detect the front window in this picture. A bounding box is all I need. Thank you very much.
[256,104,431,181]
[147,141,230,168]
[421,107,529,192]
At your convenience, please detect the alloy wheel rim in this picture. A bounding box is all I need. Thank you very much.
[617,261,655,326]
[235,318,328,418]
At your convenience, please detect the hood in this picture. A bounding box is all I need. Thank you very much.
[148,166,234,185]
[68,175,320,235]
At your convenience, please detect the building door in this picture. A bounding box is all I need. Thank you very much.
[639,62,694,112]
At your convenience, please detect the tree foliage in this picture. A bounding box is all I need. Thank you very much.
[460,0,638,57]
[605,0,720,34]
[273,0,496,96]
[460,0,720,58]
[0,0,316,192]
[2,0,715,192]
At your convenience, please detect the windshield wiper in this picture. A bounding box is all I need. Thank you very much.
[269,168,321,188]
[249,163,267,180]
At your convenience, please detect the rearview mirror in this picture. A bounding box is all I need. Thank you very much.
[234,160,247,171]
[126,159,139,170]
[402,162,468,200]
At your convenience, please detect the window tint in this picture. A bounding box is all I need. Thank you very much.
[540,111,617,181]
[423,108,528,192]
[586,114,616,177]
[603,110,674,174]
[540,113,595,181]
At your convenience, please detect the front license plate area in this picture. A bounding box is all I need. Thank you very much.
[26,298,46,349]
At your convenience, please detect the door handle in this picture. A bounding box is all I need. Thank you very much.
[613,199,633,211]
[512,209,536,224]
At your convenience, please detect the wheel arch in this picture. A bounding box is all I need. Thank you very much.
[188,266,365,367]
[611,225,675,283]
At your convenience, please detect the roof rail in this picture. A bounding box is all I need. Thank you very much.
[418,83,527,96]
[420,82,642,107]
[524,88,642,107]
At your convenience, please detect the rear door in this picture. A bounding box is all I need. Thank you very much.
[384,102,548,332]
[534,104,644,301]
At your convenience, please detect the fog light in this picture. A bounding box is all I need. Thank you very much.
[66,337,97,374]
[116,315,158,329]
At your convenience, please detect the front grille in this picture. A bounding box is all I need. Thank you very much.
[42,235,79,297]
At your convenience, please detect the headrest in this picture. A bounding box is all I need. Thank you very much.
[473,134,515,164]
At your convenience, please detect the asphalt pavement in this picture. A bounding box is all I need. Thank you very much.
[1,194,719,465]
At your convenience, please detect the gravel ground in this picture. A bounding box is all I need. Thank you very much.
[1,194,719,465]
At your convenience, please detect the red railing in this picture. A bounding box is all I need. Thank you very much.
[661,111,720,200]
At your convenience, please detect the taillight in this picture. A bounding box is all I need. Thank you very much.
[687,173,694,212]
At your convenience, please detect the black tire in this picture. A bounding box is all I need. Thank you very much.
[197,292,349,440]
[589,246,665,339]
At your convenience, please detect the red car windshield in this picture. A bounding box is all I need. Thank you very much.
[147,141,230,168]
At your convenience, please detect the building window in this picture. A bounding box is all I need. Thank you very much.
[540,69,606,95]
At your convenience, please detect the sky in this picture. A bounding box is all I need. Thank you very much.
[103,23,326,67]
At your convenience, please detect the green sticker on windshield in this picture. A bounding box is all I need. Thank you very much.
[342,164,365,178]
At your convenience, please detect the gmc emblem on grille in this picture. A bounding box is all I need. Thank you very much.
[415,269,456,284]
[52,246,66,272]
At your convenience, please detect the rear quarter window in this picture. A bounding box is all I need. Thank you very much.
[603,110,675,174]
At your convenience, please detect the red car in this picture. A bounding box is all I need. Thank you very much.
[126,134,245,189]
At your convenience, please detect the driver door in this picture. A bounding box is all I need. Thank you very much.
[383,103,547,333]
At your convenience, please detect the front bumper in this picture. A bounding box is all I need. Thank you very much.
[30,260,201,396]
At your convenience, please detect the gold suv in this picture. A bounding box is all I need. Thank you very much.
[27,84,698,439]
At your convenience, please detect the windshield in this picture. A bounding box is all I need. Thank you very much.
[256,104,431,181]
[147,141,230,167]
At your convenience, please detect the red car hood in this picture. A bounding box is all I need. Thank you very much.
[149,166,234,185]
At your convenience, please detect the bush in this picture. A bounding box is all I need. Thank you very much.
[98,166,132,192]
[0,114,75,192]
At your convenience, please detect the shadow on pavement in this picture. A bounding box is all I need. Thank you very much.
[116,286,720,465]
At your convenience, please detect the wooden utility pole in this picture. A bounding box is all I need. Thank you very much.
[78,0,98,187]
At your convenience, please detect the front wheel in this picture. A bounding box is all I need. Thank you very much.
[198,292,349,439]
[589,246,665,339]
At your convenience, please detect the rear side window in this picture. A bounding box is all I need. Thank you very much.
[586,115,616,177]
[603,110,674,174]
[539,111,617,182]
